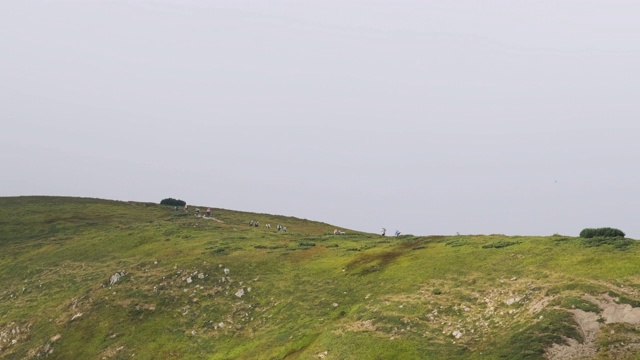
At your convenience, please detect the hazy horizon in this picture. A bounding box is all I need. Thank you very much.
[2,1,639,237]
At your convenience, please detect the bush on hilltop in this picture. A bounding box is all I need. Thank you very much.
[160,198,186,207]
[579,227,625,238]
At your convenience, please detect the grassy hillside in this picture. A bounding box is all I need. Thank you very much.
[1,196,640,359]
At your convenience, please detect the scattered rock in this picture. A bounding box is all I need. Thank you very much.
[224,268,230,275]
[452,330,463,339]
[109,270,126,285]
[504,297,521,306]
[186,277,192,284]
[198,273,205,279]
[235,289,245,298]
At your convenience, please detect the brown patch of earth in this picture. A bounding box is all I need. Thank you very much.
[546,294,640,360]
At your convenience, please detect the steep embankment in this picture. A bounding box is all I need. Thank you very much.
[1,196,640,359]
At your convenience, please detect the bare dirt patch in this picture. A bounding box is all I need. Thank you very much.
[528,295,557,314]
[590,294,640,325]
[345,320,377,333]
[546,293,640,359]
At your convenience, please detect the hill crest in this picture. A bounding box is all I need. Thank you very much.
[1,196,640,359]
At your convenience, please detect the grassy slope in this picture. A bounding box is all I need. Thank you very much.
[1,196,640,359]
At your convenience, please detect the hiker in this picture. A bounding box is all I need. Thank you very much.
[255,221,259,227]
[276,224,281,231]
[174,206,179,211]
[195,208,200,215]
[184,205,188,212]
[395,230,401,237]
[381,228,386,236]
[265,224,271,229]
[334,229,339,235]
[205,208,211,217]
[250,220,254,226]
[283,226,287,232]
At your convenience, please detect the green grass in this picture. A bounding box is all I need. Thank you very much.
[555,296,601,313]
[487,309,583,359]
[607,291,640,308]
[580,236,635,250]
[1,196,640,359]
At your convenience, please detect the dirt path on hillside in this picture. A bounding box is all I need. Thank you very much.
[198,215,224,223]
[546,294,640,360]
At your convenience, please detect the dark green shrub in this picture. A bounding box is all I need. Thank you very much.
[579,227,625,238]
[160,198,186,206]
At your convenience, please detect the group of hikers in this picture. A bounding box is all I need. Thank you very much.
[175,205,212,218]
[381,228,401,237]
[174,205,400,236]
[249,220,287,232]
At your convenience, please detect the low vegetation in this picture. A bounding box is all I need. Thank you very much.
[160,198,186,207]
[1,196,640,359]
[579,227,625,238]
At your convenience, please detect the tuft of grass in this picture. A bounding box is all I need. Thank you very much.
[546,283,602,296]
[607,291,640,307]
[491,309,582,359]
[482,240,519,249]
[555,296,601,313]
[445,238,468,247]
[580,236,635,250]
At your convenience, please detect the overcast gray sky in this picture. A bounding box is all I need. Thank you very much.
[2,1,639,237]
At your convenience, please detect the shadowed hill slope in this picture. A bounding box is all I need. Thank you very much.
[1,196,640,359]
